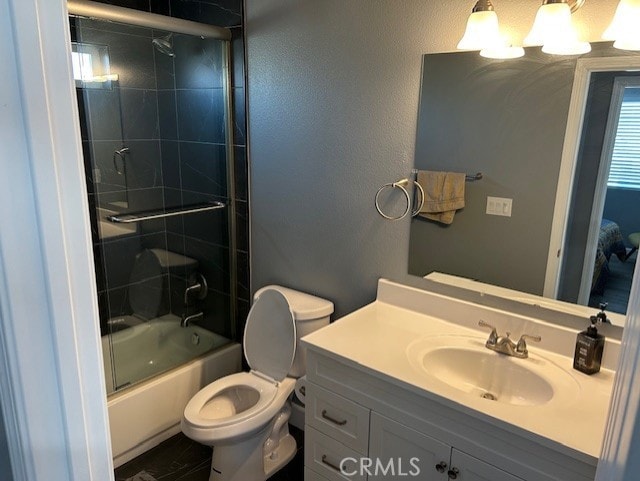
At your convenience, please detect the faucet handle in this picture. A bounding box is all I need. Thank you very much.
[516,334,541,354]
[478,320,498,344]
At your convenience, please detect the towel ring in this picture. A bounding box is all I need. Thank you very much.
[375,180,411,221]
[411,180,425,217]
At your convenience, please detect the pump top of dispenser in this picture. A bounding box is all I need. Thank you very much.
[594,302,611,325]
[587,316,600,337]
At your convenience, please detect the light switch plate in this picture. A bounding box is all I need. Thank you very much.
[486,196,512,217]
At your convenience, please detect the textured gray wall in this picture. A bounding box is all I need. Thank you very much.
[245,0,625,318]
[246,1,428,317]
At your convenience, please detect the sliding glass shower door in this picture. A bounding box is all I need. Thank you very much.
[70,13,237,394]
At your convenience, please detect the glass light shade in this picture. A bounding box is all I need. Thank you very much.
[542,39,591,55]
[525,3,591,55]
[603,0,640,50]
[457,11,502,50]
[524,3,572,46]
[480,46,525,59]
[613,37,640,51]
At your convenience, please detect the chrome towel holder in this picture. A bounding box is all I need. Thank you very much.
[375,170,425,221]
[376,169,483,221]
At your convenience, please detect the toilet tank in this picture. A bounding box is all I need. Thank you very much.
[254,285,333,378]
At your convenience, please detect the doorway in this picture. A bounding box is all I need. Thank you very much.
[586,80,640,313]
[558,73,640,314]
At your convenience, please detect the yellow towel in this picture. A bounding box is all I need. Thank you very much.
[417,170,466,225]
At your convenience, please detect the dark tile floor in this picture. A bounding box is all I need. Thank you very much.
[114,427,305,481]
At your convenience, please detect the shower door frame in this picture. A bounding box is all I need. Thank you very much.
[70,0,239,393]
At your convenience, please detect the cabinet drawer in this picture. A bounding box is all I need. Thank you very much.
[306,382,370,453]
[305,426,367,481]
[305,466,332,481]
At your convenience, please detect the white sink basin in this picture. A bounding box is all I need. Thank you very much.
[406,336,580,407]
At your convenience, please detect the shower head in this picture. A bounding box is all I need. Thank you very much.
[152,33,174,57]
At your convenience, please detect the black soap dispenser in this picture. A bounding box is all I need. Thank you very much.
[573,315,605,375]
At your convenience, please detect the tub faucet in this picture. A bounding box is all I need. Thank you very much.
[478,320,541,359]
[181,311,203,328]
[184,273,208,306]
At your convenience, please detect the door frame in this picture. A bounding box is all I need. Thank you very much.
[0,0,113,479]
[576,76,640,304]
[544,56,640,299]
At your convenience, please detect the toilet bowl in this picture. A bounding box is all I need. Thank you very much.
[181,285,333,481]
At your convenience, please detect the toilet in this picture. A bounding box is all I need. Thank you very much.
[181,285,333,481]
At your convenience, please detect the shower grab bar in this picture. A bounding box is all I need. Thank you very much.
[107,201,226,224]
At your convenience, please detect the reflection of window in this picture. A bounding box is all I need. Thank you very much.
[71,42,117,87]
[72,51,94,81]
[608,88,640,190]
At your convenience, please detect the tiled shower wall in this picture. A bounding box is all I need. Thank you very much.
[75,0,249,340]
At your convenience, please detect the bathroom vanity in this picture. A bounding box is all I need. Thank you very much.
[302,280,618,480]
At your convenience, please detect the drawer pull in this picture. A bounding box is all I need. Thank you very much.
[321,454,342,472]
[321,409,347,426]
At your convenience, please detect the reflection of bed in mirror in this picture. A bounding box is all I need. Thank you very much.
[591,219,629,298]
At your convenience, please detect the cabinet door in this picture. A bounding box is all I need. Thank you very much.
[368,413,450,480]
[449,449,524,481]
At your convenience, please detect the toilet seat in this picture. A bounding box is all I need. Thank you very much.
[243,289,296,381]
[182,373,296,442]
[183,372,278,430]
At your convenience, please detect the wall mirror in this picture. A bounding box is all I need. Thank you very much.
[408,42,640,323]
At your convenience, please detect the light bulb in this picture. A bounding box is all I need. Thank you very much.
[457,10,503,51]
[480,46,526,59]
[604,0,640,51]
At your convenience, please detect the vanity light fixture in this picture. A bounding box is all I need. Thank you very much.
[458,0,525,59]
[603,0,640,51]
[457,0,503,51]
[524,0,591,55]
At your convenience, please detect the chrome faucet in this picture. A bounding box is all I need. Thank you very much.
[184,283,203,305]
[181,311,203,328]
[478,320,541,359]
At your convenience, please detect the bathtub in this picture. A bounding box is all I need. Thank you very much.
[102,314,241,467]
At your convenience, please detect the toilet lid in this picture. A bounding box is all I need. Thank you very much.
[243,289,296,382]
[128,249,163,319]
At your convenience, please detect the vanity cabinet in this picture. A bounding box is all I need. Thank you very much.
[303,350,597,481]
[369,412,523,480]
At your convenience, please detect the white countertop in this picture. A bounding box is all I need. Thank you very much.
[302,286,616,462]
